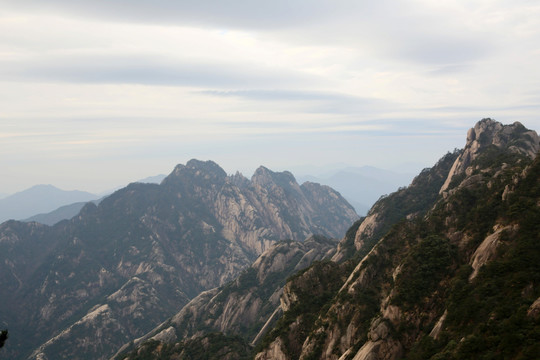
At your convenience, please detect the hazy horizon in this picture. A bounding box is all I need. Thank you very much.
[1,160,422,196]
[2,0,539,194]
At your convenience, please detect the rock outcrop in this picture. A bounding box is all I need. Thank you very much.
[440,118,539,192]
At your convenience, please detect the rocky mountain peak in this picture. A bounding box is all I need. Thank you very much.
[440,118,539,192]
[162,159,228,186]
[185,159,225,174]
[251,166,297,189]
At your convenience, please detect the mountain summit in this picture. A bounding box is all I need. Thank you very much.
[440,118,539,192]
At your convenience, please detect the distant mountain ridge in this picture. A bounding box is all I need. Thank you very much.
[24,200,101,226]
[0,160,357,359]
[0,184,98,223]
[22,175,167,226]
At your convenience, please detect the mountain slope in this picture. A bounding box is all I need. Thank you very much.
[253,118,540,360]
[24,200,100,225]
[0,160,357,360]
[115,235,338,359]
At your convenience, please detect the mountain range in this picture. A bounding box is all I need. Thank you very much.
[0,185,98,224]
[114,118,540,360]
[0,161,357,359]
[1,118,539,360]
[3,166,407,226]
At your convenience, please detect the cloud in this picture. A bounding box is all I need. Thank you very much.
[1,0,354,29]
[0,55,315,88]
[200,89,393,114]
[1,0,498,68]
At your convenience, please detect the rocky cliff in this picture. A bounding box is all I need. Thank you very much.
[440,118,539,192]
[0,160,357,360]
[252,118,540,360]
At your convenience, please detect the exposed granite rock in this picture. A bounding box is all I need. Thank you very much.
[469,224,518,280]
[331,150,459,262]
[429,310,448,339]
[440,118,539,192]
[115,236,337,359]
[254,337,288,360]
[527,297,540,320]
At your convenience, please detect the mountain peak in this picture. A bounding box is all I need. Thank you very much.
[440,118,539,192]
[465,118,539,156]
[251,166,296,188]
[163,159,227,186]
[185,159,227,178]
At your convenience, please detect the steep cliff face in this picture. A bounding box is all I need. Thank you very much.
[115,236,337,359]
[255,119,540,360]
[163,160,357,258]
[0,160,357,360]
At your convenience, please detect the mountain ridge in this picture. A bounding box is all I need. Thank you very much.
[0,185,98,223]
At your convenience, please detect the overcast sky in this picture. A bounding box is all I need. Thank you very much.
[1,0,540,194]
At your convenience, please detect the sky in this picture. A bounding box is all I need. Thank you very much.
[1,0,540,194]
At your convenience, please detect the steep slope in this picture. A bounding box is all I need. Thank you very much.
[254,119,540,360]
[0,160,357,360]
[115,235,337,359]
[331,149,460,263]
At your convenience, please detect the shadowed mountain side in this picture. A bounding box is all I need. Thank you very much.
[24,200,100,226]
[21,174,167,226]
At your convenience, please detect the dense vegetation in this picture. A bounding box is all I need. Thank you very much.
[406,155,540,360]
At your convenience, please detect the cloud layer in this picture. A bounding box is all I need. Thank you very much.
[1,0,539,193]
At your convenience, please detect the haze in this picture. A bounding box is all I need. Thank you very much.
[1,0,540,194]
